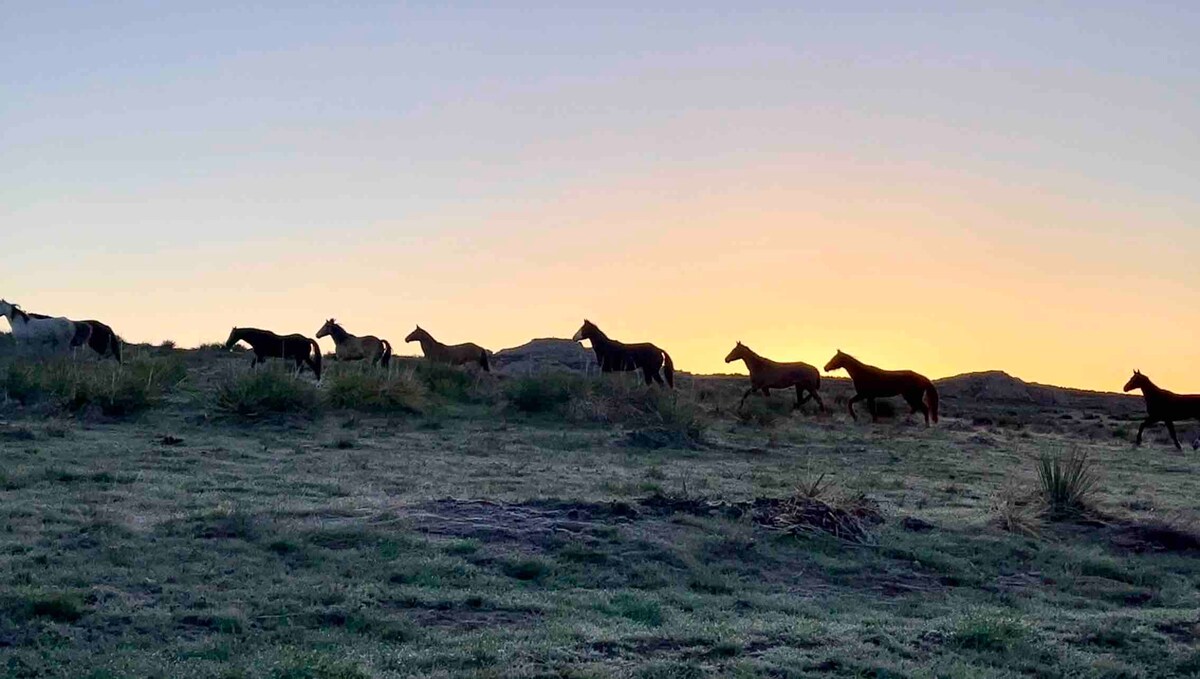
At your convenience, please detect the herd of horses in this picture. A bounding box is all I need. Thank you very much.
[2,299,1197,448]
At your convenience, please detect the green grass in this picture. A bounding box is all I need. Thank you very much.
[0,346,1198,677]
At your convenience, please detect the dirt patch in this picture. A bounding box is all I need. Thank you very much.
[406,494,884,547]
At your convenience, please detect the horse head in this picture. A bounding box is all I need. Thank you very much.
[724,341,748,364]
[824,350,849,373]
[1123,369,1149,393]
[316,319,337,339]
[572,319,599,342]
[404,325,427,343]
[224,327,241,351]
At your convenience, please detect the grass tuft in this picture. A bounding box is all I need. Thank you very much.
[213,367,319,416]
[1037,449,1099,516]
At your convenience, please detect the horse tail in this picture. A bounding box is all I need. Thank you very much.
[380,339,392,368]
[924,383,939,424]
[480,348,491,372]
[662,350,675,388]
[111,333,123,364]
[309,338,323,380]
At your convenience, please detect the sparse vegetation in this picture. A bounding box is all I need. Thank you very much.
[213,366,320,416]
[0,344,1196,677]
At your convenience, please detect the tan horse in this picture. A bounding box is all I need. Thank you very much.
[725,342,824,412]
[316,319,391,367]
[405,325,490,371]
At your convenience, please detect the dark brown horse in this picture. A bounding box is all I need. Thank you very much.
[573,320,674,387]
[30,313,121,362]
[225,327,322,380]
[824,350,939,425]
[725,342,824,412]
[1124,370,1200,450]
[405,326,490,371]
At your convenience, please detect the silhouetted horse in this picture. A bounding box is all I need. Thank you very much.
[824,350,939,425]
[316,319,391,367]
[725,342,824,412]
[573,320,674,387]
[1124,370,1200,450]
[405,326,490,371]
[29,313,121,362]
[224,327,321,380]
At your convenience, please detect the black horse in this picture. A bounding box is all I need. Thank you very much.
[30,313,122,362]
[225,327,322,380]
[572,319,674,387]
[1124,370,1200,450]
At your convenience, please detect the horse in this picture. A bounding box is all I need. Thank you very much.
[29,313,121,362]
[0,300,76,353]
[316,319,391,367]
[404,326,490,371]
[824,350,939,425]
[572,319,674,387]
[1123,370,1200,451]
[224,327,322,380]
[725,342,824,412]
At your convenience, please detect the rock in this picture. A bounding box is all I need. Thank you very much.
[490,338,596,376]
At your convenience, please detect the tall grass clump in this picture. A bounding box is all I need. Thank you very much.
[213,366,319,417]
[2,356,186,416]
[506,372,588,414]
[401,359,494,404]
[584,380,707,448]
[1037,449,1099,516]
[325,368,426,413]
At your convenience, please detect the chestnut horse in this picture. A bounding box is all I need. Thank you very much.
[405,326,490,371]
[725,342,824,412]
[573,320,674,388]
[824,350,939,425]
[1124,370,1200,450]
[224,327,322,380]
[316,319,391,367]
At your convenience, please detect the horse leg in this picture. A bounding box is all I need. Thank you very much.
[867,398,878,422]
[846,394,864,421]
[1135,419,1156,446]
[904,391,929,425]
[737,386,756,411]
[794,387,810,411]
[810,390,827,413]
[1166,421,1182,450]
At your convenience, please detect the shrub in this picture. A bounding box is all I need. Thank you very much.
[1,357,186,416]
[1037,449,1099,516]
[410,360,482,402]
[990,483,1044,537]
[213,367,319,416]
[506,372,587,414]
[325,369,425,413]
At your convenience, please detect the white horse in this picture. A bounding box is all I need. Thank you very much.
[0,299,76,353]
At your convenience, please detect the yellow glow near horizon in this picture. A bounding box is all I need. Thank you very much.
[6,160,1197,395]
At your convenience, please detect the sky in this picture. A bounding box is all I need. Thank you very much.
[3,2,1198,392]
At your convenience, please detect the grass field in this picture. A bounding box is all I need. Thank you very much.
[1,345,1199,678]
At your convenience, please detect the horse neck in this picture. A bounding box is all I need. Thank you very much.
[739,348,766,369]
[586,329,614,349]
[1140,378,1165,398]
[328,325,351,342]
[838,355,869,377]
[418,333,444,353]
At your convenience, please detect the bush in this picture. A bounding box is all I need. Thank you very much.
[325,369,426,413]
[1,357,186,416]
[410,360,482,402]
[506,372,587,414]
[1037,449,1099,516]
[213,367,319,416]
